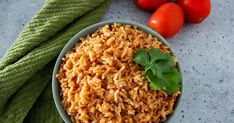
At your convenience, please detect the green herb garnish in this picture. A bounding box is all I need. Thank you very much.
[133,47,181,95]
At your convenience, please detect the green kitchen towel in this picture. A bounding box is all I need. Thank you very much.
[0,0,110,122]
[0,62,54,123]
[23,83,63,123]
[0,0,105,70]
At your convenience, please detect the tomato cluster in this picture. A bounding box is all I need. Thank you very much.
[135,0,211,38]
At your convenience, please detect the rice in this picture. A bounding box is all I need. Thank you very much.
[56,23,180,123]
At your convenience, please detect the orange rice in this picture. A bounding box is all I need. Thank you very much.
[56,23,180,123]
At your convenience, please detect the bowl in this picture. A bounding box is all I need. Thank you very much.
[52,20,183,123]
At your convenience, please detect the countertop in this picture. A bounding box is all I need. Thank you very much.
[0,0,234,122]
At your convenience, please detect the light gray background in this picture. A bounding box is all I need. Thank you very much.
[0,0,234,123]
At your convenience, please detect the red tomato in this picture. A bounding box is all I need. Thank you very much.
[135,0,170,11]
[177,0,211,24]
[148,2,184,38]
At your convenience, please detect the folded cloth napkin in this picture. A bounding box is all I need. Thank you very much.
[0,0,110,122]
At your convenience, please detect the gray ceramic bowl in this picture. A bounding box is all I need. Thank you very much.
[52,21,183,123]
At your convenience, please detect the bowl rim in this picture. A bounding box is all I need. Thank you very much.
[52,20,184,123]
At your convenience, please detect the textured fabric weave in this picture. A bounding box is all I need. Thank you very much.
[0,0,110,122]
[0,0,104,70]
[0,62,54,123]
[0,0,108,110]
[23,83,63,123]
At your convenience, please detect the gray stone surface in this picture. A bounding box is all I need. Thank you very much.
[0,0,234,122]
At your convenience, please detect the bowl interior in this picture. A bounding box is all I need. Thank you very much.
[52,21,183,123]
